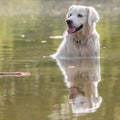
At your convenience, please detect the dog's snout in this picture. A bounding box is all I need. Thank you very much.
[66,20,73,26]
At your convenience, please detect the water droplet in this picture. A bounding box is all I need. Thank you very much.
[41,40,47,43]
[21,35,25,38]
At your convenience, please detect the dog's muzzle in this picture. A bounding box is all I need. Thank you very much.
[66,20,83,34]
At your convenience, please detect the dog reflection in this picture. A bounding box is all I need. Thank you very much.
[56,59,102,114]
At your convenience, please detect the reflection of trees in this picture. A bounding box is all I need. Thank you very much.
[0,59,65,120]
[99,58,120,120]
[0,17,14,67]
[0,15,65,60]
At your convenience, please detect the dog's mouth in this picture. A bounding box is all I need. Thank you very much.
[67,24,83,34]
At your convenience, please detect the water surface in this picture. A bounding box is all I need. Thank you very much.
[0,0,120,120]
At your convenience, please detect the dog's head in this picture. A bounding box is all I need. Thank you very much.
[66,5,100,34]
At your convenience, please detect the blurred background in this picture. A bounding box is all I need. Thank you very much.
[0,0,119,120]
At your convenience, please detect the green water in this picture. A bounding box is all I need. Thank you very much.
[0,0,120,120]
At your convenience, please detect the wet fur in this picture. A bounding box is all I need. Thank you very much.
[52,5,100,59]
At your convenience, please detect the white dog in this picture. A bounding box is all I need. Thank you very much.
[52,5,100,59]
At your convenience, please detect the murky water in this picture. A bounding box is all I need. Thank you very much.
[0,0,120,120]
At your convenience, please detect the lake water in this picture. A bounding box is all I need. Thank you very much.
[0,0,120,120]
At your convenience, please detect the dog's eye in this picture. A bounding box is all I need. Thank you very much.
[68,13,72,17]
[78,14,83,17]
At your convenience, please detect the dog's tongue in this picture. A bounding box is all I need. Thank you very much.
[67,27,76,34]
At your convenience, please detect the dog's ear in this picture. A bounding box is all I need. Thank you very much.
[88,7,100,26]
[68,5,76,12]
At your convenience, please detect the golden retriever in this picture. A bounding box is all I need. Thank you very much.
[52,5,100,59]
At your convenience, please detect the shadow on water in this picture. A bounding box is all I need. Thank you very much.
[0,0,120,120]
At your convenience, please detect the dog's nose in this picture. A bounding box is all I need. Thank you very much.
[66,20,73,26]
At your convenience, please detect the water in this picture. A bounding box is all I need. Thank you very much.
[0,0,120,120]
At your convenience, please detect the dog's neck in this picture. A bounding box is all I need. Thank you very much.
[68,23,95,46]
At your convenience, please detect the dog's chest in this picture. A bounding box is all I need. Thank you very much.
[74,39,82,45]
[73,37,87,47]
